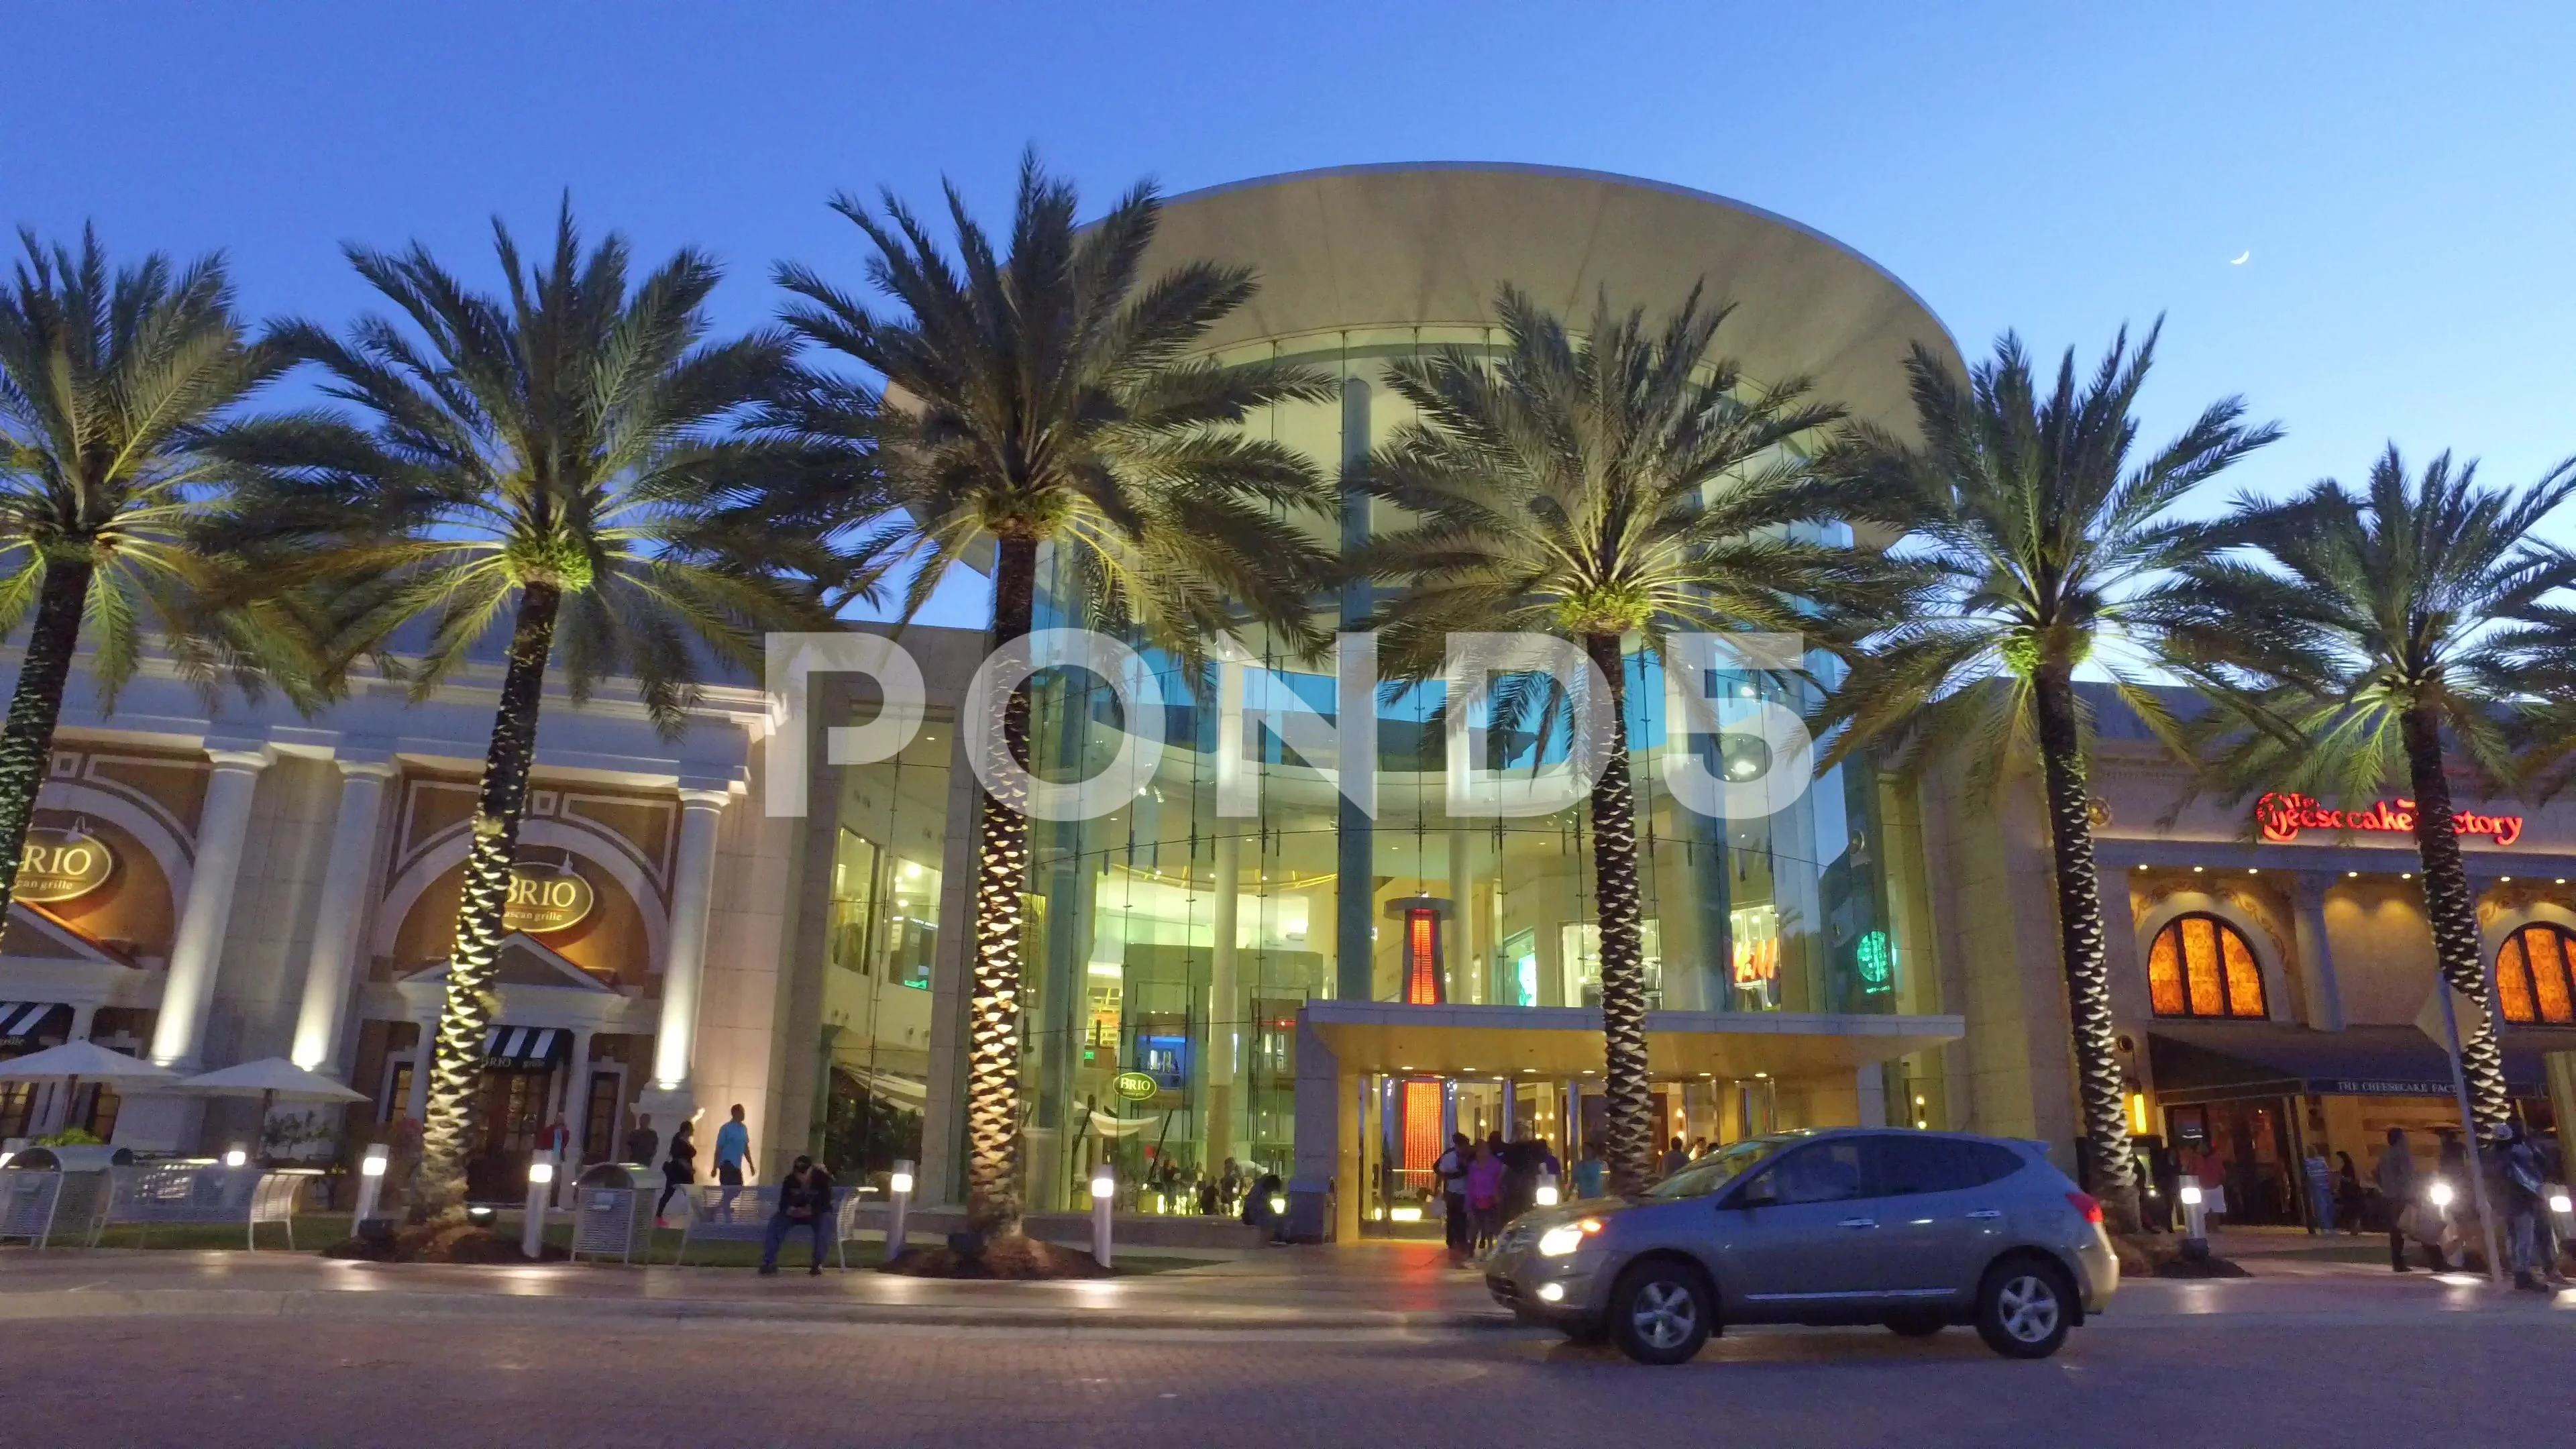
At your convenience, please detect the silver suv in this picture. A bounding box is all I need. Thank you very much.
[1484,1128,2118,1364]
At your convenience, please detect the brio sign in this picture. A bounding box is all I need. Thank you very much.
[2254,792,2524,847]
[502,866,596,933]
[17,828,113,902]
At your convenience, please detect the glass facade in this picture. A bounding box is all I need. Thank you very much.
[1006,335,1915,1212]
[815,712,953,1180]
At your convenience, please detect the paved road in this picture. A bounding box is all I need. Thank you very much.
[12,1305,2575,1448]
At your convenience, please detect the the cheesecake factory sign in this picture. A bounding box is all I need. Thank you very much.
[2255,792,2524,847]
[17,828,113,902]
[502,866,596,933]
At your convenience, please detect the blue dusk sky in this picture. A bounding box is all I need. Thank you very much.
[6,3,2571,627]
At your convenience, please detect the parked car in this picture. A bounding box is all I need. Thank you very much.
[1484,1128,2118,1364]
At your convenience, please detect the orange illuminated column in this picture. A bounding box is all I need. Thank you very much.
[1403,908,1445,1006]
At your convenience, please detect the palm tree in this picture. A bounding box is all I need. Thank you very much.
[201,205,845,1223]
[1813,325,2279,1231]
[0,228,303,925]
[2151,447,2576,1133]
[774,156,1340,1245]
[1351,285,1876,1197]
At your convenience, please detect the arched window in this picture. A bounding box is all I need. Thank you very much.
[2495,923,2576,1025]
[2145,914,2268,1019]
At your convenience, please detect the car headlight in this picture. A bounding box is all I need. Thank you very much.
[1537,1218,1605,1256]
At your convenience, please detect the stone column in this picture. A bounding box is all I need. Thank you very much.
[641,788,729,1126]
[1447,828,1478,1004]
[404,1014,435,1123]
[1856,1064,1888,1128]
[2292,871,2347,1031]
[147,746,271,1069]
[1205,831,1242,1167]
[66,1004,97,1042]
[559,1026,593,1206]
[288,760,396,1073]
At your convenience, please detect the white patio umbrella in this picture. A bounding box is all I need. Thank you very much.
[172,1057,367,1152]
[0,1040,177,1140]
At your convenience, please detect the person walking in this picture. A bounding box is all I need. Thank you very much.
[1434,1132,1473,1258]
[2375,1127,2418,1273]
[1465,1139,1507,1254]
[623,1113,659,1169]
[1660,1136,1690,1181]
[1572,1147,1606,1201]
[2334,1151,2364,1234]
[657,1120,697,1228]
[714,1104,753,1220]
[758,1154,838,1277]
[2498,1124,2548,1292]
[2302,1148,2337,1237]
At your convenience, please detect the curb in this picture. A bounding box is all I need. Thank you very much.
[0,1287,1524,1334]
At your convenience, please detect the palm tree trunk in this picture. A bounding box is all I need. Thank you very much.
[2032,665,2140,1232]
[0,559,92,918]
[963,536,1038,1242]
[1583,633,1656,1197]
[2400,704,2510,1130]
[411,582,561,1224]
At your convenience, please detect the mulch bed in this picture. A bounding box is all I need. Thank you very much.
[2115,1232,2250,1279]
[877,1236,1107,1279]
[322,1224,568,1264]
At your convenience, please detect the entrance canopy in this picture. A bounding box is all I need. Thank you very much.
[2149,1023,2554,1104]
[1301,1000,1962,1080]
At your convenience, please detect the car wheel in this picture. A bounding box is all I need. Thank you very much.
[1609,1260,1713,1365]
[1884,1310,1945,1338]
[1974,1258,2073,1359]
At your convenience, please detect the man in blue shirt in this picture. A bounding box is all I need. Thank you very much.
[714,1104,753,1220]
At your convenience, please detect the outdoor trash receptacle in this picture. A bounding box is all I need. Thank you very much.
[0,1144,129,1248]
[570,1162,655,1264]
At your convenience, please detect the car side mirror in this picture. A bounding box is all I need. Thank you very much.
[1731,1177,1776,1210]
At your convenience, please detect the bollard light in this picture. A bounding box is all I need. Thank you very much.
[2552,1191,2573,1215]
[885,1157,916,1263]
[1269,1194,1287,1216]
[1535,1183,1561,1208]
[521,1150,557,1259]
[223,1146,248,1169]
[1090,1169,1116,1270]
[2429,1180,2455,1210]
[351,1142,392,1224]
[2178,1183,2202,1206]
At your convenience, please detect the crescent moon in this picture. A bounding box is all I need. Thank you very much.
[2229,251,2251,265]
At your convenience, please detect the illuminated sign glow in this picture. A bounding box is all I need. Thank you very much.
[1856,930,1893,994]
[2255,792,2523,847]
[502,867,596,933]
[18,828,113,903]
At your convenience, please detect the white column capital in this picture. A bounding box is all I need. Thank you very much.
[676,786,733,812]
[205,745,274,773]
[335,757,398,780]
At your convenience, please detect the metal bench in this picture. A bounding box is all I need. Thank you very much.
[85,1163,309,1250]
[669,1183,858,1268]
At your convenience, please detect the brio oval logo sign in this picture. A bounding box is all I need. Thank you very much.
[502,866,596,933]
[18,828,113,902]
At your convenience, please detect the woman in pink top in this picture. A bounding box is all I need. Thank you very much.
[1466,1137,1509,1253]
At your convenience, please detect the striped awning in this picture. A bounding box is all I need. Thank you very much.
[480,1026,568,1069]
[0,1001,68,1044]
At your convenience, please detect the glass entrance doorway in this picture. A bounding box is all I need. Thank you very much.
[1354,1072,1786,1234]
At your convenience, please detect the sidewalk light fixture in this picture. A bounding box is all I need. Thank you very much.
[2429,1180,2455,1210]
[1091,1169,1116,1269]
[222,1146,248,1168]
[886,1158,916,1262]
[352,1142,391,1224]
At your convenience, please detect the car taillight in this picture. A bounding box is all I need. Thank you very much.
[2066,1191,2104,1226]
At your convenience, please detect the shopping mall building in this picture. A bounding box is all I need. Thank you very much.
[4,165,2571,1230]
